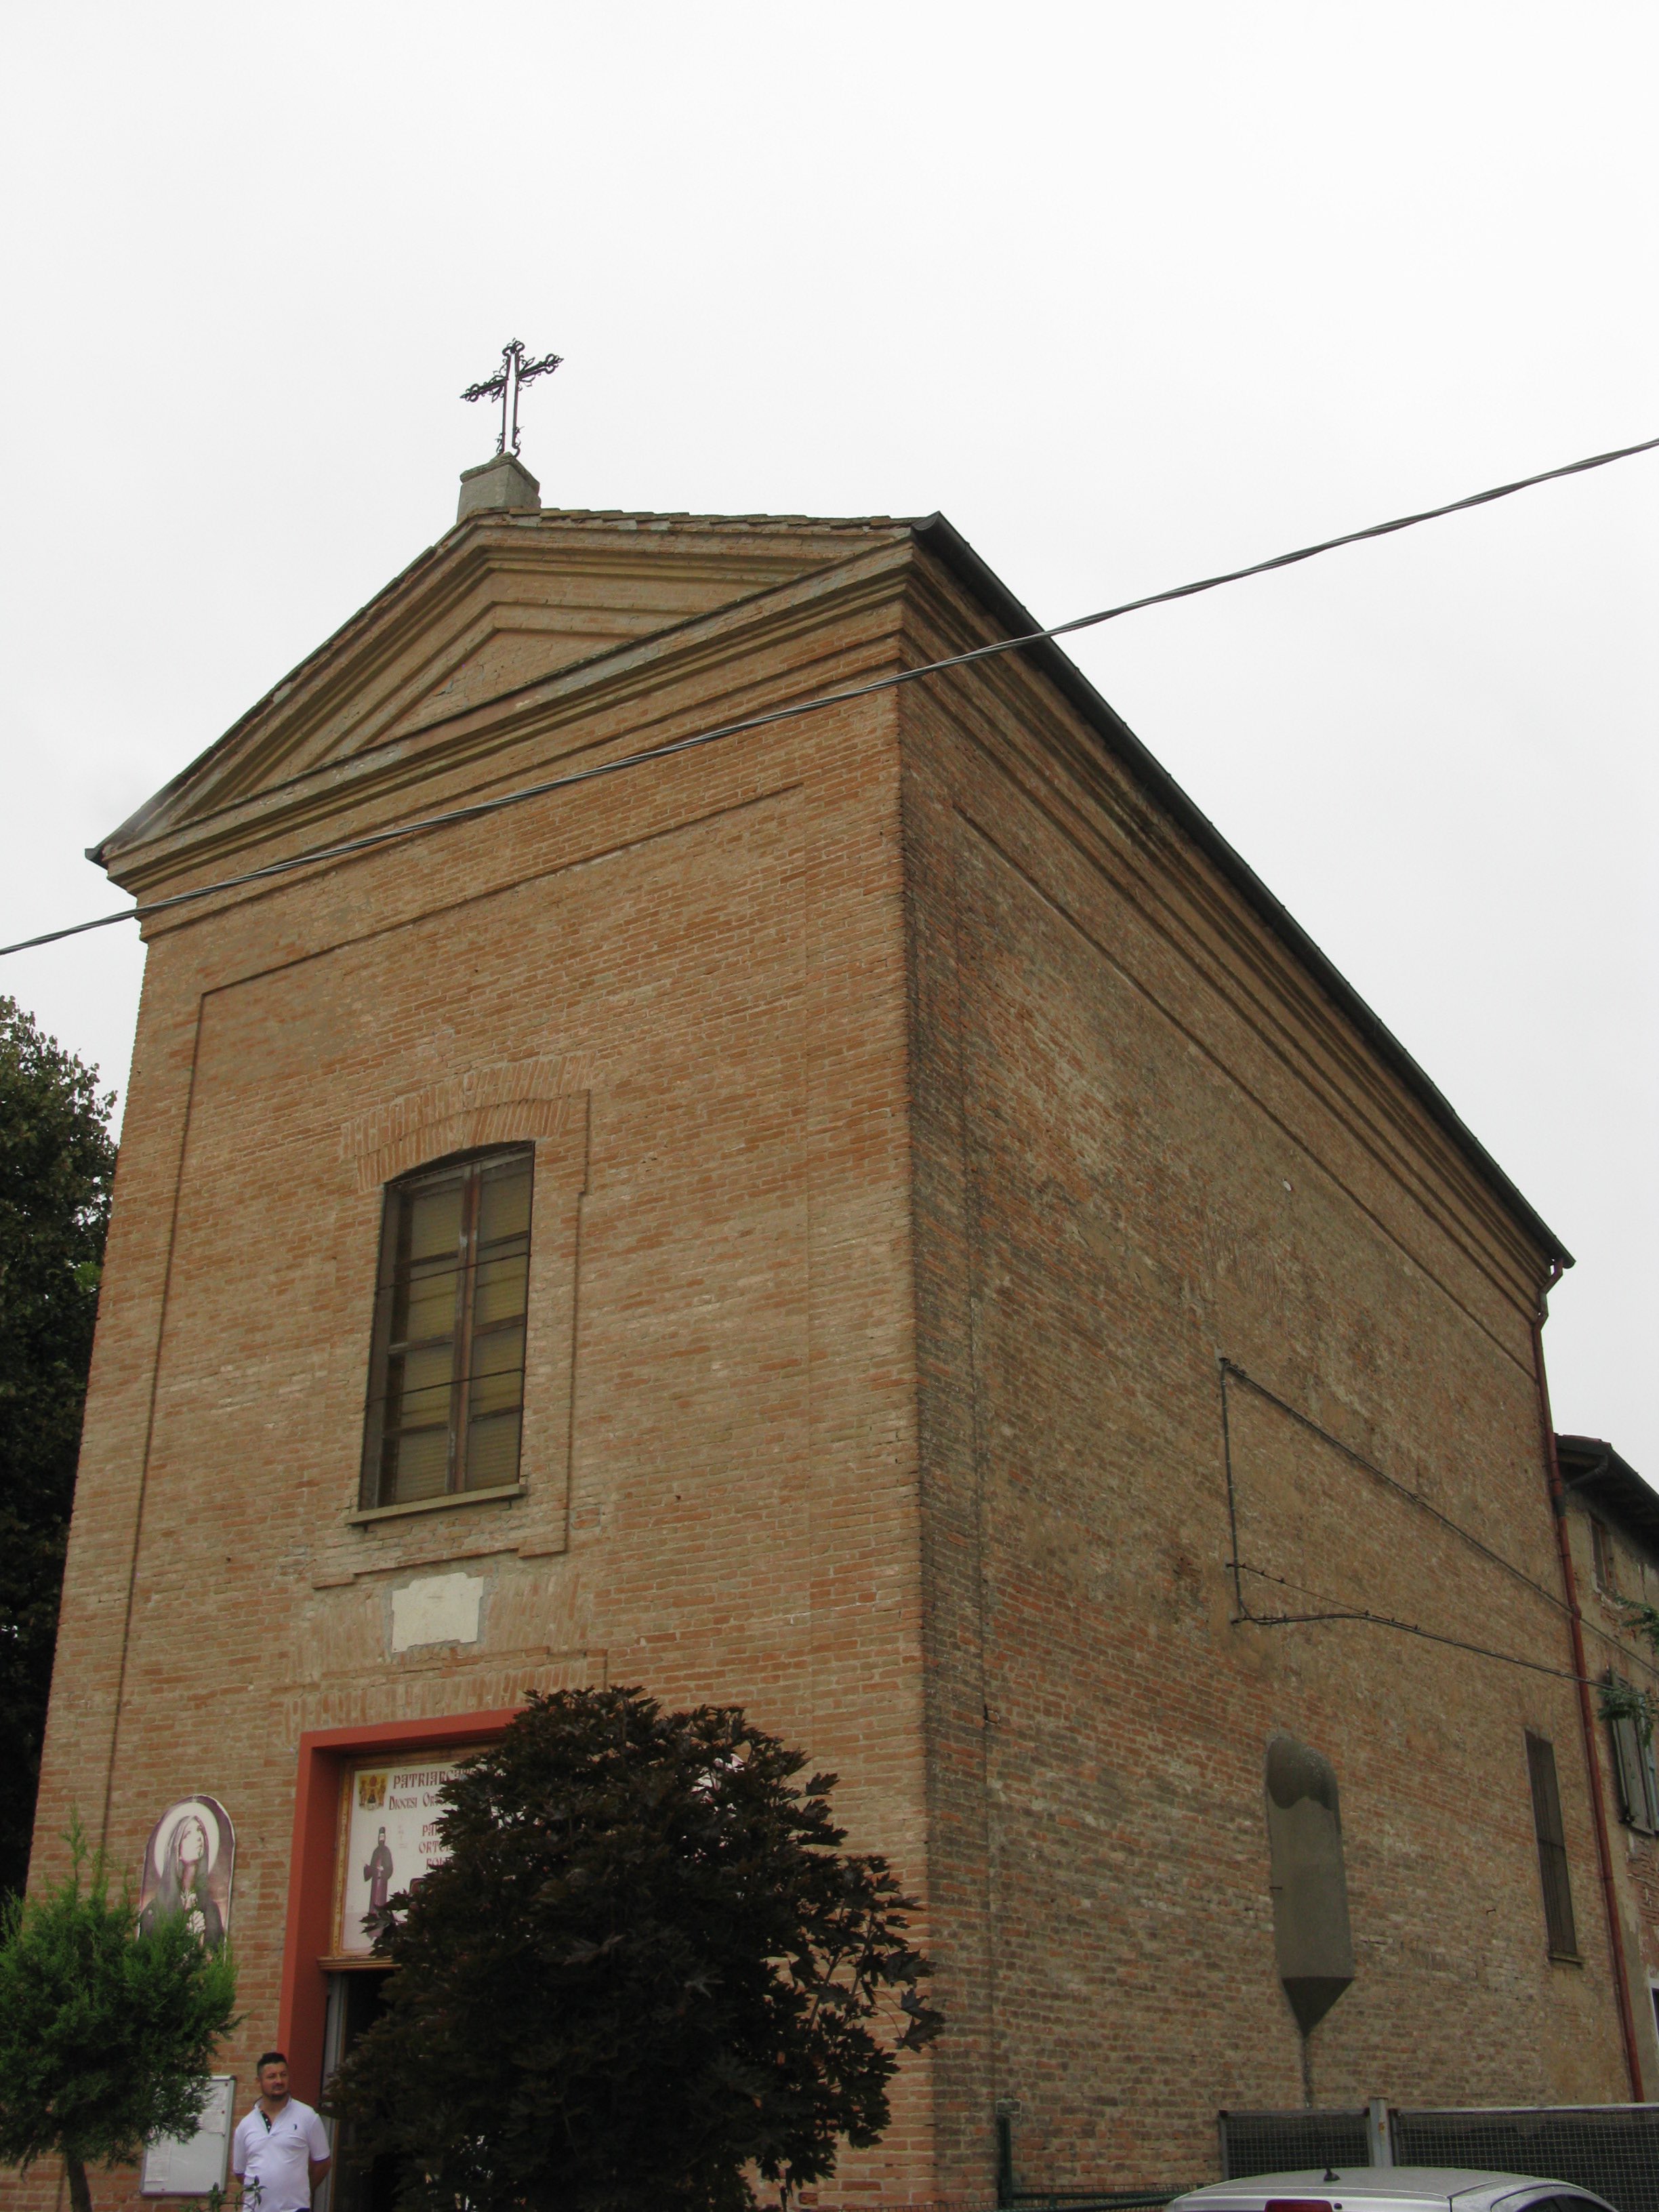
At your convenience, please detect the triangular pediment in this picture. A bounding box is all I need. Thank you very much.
[97,508,912,874]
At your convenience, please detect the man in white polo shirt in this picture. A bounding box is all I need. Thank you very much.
[232,2052,331,2210]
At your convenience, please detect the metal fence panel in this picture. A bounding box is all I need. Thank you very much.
[1005,2197,1177,2211]
[1393,2106,1659,2212]
[1219,2111,1372,2180]
[1217,2104,1659,2212]
[1025,2102,1659,2212]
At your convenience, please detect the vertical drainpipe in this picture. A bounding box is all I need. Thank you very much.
[1533,1260,1644,2099]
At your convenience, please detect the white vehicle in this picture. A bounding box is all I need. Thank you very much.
[1170,2170,1620,2212]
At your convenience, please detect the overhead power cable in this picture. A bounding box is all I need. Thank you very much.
[5,425,1658,962]
[1219,1359,1659,1692]
[1219,1356,1569,1614]
[1233,1556,1659,1689]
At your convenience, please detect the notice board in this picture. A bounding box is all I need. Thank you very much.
[140,2074,235,2196]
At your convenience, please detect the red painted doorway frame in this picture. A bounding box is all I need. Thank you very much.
[276,1709,518,2100]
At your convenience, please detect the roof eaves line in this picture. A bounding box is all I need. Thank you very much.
[530,508,914,530]
[1557,1435,1659,1555]
[907,511,1574,1271]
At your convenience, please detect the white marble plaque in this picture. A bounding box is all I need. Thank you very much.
[390,1570,482,1652]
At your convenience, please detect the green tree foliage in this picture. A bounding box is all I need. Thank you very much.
[0,1820,239,2212]
[326,1686,943,2212]
[0,997,116,1898]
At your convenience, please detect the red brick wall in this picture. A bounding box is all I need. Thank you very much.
[22,514,1622,2212]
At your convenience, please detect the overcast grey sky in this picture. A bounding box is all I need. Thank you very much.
[2,3,1654,1469]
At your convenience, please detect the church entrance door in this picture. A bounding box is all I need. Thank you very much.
[319,1969,399,2212]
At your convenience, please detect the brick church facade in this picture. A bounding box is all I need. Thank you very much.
[24,453,1647,2207]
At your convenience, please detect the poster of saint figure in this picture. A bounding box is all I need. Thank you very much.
[337,1755,464,1954]
[136,1797,234,1948]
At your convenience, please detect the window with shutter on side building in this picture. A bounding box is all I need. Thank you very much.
[1604,1672,1659,1834]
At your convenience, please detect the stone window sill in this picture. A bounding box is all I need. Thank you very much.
[346,1483,525,1528]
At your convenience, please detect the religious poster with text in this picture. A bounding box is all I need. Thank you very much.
[336,1754,465,1954]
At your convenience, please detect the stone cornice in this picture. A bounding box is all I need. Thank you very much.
[101,533,923,901]
[94,510,914,869]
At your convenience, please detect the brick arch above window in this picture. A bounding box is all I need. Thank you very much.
[338,1051,596,1192]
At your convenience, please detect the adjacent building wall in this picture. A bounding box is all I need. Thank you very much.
[1559,1447,1659,2091]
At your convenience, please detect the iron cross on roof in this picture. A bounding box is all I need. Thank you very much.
[460,339,562,457]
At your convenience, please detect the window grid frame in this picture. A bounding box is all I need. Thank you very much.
[360,1145,534,1512]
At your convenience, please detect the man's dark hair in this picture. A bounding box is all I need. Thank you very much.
[258,2051,287,2072]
